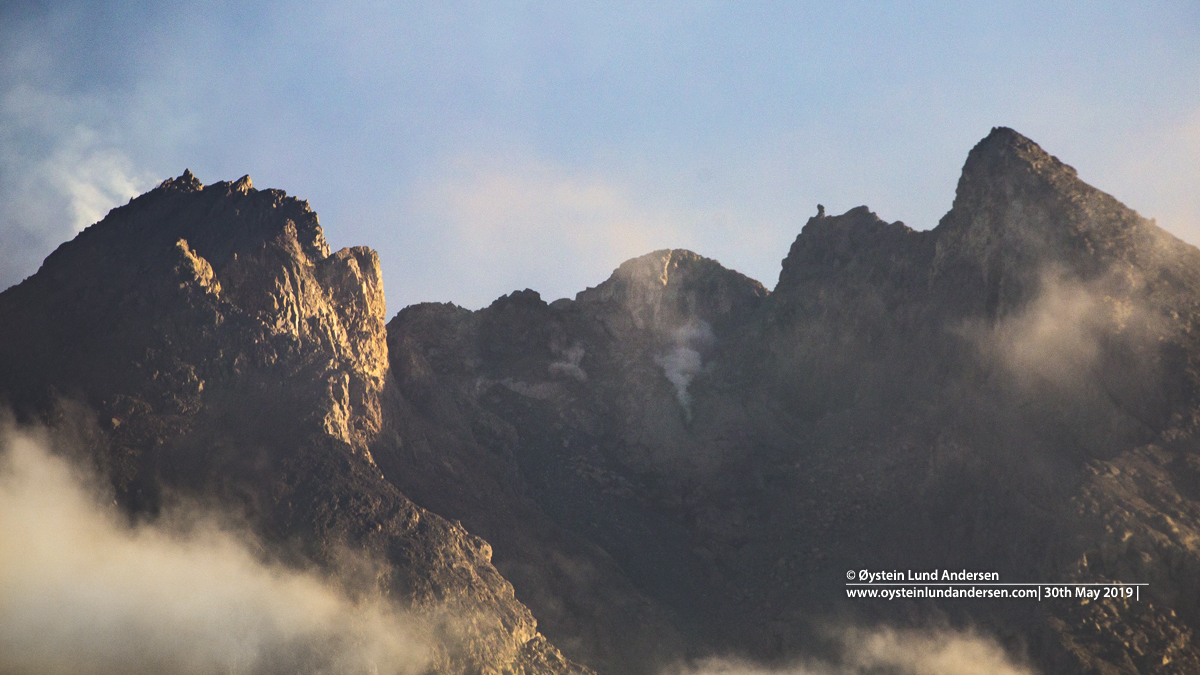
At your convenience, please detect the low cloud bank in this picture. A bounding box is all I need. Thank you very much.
[670,627,1032,675]
[0,424,428,675]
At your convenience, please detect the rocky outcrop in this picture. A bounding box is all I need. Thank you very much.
[0,172,589,675]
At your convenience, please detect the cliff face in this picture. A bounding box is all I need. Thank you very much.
[0,172,389,459]
[382,129,1200,674]
[376,250,768,675]
[0,172,589,675]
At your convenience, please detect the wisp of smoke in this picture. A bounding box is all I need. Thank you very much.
[656,319,715,415]
[841,627,1032,675]
[670,626,1032,675]
[549,342,588,382]
[0,85,157,290]
[965,270,1162,393]
[991,278,1102,387]
[0,425,429,675]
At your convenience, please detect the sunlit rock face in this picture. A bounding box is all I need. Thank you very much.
[0,170,387,459]
[380,129,1200,675]
[0,172,591,675]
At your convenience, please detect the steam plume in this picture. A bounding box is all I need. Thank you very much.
[656,319,715,415]
[550,342,588,382]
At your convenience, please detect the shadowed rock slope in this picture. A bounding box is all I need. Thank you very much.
[0,172,590,675]
[377,251,767,674]
[382,129,1200,674]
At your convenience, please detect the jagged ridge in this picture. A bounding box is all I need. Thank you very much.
[381,128,1200,674]
[0,172,591,675]
[6,128,1200,675]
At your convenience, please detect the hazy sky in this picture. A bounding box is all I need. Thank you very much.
[2,1,1198,311]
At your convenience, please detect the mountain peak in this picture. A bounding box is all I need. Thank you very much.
[963,126,1078,182]
[157,169,204,193]
[930,128,1172,317]
[230,174,254,194]
[938,127,1131,252]
[975,125,1039,154]
[575,249,767,334]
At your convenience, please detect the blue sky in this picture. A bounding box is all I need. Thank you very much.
[2,1,1198,311]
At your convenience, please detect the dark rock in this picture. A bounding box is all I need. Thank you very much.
[380,130,1200,674]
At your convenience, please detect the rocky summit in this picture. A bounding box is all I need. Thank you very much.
[4,128,1200,674]
[0,172,590,674]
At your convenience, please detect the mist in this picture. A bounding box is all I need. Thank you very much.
[670,627,1033,675]
[991,277,1104,388]
[550,342,588,382]
[964,270,1164,392]
[0,424,429,675]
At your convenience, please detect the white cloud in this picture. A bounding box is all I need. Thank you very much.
[0,84,157,289]
[0,424,429,675]
[671,627,1032,675]
[40,125,150,234]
